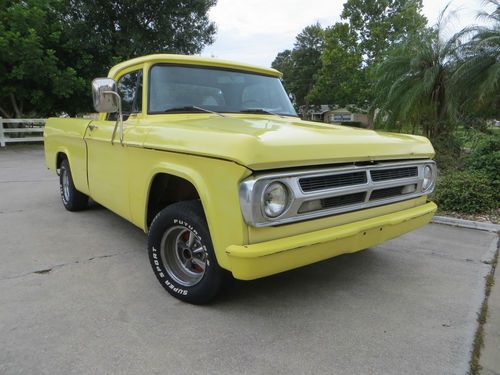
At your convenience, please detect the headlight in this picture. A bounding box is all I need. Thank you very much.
[262,182,289,218]
[422,164,435,191]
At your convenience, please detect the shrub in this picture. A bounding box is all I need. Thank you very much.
[434,170,497,213]
[341,121,364,128]
[463,134,500,181]
[432,132,463,172]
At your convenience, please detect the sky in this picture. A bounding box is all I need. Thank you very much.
[201,0,492,67]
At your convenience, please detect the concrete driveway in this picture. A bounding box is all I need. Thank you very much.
[0,146,498,375]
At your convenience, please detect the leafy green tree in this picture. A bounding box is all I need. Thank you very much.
[341,0,427,64]
[0,0,87,118]
[64,0,216,64]
[304,0,427,117]
[271,49,293,90]
[271,23,324,107]
[306,22,363,107]
[0,0,217,118]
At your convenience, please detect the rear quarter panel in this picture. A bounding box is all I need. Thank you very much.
[44,118,92,195]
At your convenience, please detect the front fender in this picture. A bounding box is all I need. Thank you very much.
[127,147,251,271]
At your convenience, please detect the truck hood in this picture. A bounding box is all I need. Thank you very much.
[143,114,434,170]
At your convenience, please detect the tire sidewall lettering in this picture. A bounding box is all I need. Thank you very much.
[150,215,210,297]
[148,201,222,304]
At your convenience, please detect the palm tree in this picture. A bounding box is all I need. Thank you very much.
[450,0,499,118]
[373,1,500,138]
[373,6,463,139]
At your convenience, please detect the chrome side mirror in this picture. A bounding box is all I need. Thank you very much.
[91,78,123,145]
[92,78,118,112]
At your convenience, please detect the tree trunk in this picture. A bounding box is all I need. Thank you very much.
[367,107,375,129]
[0,105,11,118]
[9,94,22,118]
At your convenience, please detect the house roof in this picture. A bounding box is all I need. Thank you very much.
[302,104,369,115]
[307,105,331,114]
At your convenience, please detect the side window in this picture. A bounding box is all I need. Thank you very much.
[109,70,142,120]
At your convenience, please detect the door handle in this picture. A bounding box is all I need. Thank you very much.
[88,124,98,131]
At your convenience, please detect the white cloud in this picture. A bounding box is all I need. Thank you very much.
[422,0,488,37]
[201,0,492,67]
[202,0,343,66]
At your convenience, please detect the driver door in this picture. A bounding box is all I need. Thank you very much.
[85,69,143,220]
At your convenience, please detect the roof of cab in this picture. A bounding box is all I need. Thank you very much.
[108,54,282,78]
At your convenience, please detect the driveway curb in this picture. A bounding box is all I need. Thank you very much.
[432,216,500,233]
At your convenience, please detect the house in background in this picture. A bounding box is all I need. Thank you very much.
[301,105,370,128]
[303,105,331,122]
[325,108,369,127]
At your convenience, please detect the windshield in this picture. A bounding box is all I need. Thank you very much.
[148,65,297,116]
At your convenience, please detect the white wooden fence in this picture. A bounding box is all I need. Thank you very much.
[0,118,46,147]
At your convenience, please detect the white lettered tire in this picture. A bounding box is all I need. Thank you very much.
[147,200,226,304]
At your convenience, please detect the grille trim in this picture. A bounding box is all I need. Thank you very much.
[371,167,418,182]
[299,171,367,192]
[321,192,366,209]
[370,186,406,200]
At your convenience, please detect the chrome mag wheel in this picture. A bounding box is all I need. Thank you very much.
[62,167,70,201]
[160,226,207,287]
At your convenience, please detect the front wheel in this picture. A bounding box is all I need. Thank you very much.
[147,201,226,304]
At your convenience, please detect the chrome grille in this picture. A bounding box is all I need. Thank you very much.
[239,160,437,227]
[299,171,367,192]
[370,167,418,182]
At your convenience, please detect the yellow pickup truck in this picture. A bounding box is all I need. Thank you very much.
[44,54,437,304]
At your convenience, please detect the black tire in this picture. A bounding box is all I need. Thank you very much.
[148,200,226,304]
[59,159,88,211]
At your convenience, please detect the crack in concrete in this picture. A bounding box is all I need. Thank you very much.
[0,210,24,214]
[384,246,488,264]
[0,179,55,184]
[426,251,484,264]
[0,250,136,281]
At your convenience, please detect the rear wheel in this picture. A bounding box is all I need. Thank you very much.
[59,159,88,211]
[148,200,226,304]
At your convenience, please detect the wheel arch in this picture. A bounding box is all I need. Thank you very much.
[145,171,204,229]
[54,148,72,173]
[53,147,89,195]
[56,150,68,170]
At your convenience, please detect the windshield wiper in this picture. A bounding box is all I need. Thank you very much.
[240,108,286,118]
[163,105,227,117]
